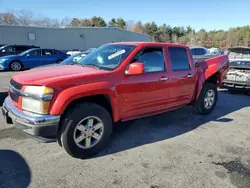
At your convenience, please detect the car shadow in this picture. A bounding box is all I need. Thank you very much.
[0,91,8,106]
[0,150,31,188]
[93,90,250,158]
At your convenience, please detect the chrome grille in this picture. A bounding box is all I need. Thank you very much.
[9,79,23,102]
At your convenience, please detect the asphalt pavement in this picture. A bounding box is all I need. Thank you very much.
[0,71,250,188]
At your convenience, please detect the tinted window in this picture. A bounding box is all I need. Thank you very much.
[27,49,40,56]
[16,46,30,52]
[5,46,16,53]
[190,49,195,55]
[42,49,54,56]
[193,48,207,55]
[169,47,190,71]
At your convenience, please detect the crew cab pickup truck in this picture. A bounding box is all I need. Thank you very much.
[2,42,229,158]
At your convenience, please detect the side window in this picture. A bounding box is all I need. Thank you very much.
[194,48,200,55]
[202,48,207,55]
[131,47,165,73]
[169,47,190,71]
[28,50,40,56]
[194,48,207,55]
[190,49,195,55]
[6,46,16,53]
[42,49,54,56]
[53,50,59,55]
[16,46,29,52]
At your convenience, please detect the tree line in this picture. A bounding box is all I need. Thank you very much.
[1,9,250,49]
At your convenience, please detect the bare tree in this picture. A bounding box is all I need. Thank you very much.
[126,20,135,31]
[13,9,34,25]
[60,17,71,28]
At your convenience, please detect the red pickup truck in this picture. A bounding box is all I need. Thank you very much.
[2,42,229,158]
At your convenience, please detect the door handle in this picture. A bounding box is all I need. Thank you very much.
[187,74,194,78]
[159,77,168,81]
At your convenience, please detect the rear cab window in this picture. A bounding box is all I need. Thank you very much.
[168,47,190,71]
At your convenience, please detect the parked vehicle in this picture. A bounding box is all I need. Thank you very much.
[0,45,40,57]
[33,51,91,69]
[221,46,250,92]
[0,48,68,71]
[0,44,6,47]
[190,46,210,56]
[66,48,96,56]
[2,42,229,158]
[208,48,223,56]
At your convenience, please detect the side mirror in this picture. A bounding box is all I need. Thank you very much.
[26,54,30,58]
[126,62,145,75]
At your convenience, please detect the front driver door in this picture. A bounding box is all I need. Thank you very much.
[117,46,171,120]
[22,49,42,69]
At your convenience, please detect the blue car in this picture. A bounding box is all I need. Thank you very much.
[0,48,68,71]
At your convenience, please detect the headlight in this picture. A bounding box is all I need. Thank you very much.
[21,86,54,114]
[0,58,8,63]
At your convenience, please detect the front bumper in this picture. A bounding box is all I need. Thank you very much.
[222,80,250,91]
[0,64,6,70]
[2,96,60,142]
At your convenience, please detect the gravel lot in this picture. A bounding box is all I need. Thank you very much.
[0,71,250,188]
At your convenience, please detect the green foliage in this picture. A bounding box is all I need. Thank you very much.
[91,16,107,27]
[108,18,126,29]
[1,9,250,48]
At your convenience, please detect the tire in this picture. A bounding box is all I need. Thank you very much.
[10,61,22,71]
[59,103,113,158]
[56,59,63,64]
[194,82,218,114]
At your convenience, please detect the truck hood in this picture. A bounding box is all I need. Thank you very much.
[12,65,107,85]
[228,47,250,61]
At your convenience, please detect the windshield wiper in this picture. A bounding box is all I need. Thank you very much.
[81,64,101,70]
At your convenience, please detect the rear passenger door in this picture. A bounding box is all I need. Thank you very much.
[41,49,58,65]
[167,47,197,107]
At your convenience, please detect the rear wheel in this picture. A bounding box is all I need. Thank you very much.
[59,103,113,158]
[194,82,217,114]
[10,61,22,71]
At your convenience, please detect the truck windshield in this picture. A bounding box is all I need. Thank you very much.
[61,52,89,65]
[78,44,136,70]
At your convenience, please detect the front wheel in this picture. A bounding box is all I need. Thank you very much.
[194,82,218,114]
[10,61,22,71]
[59,103,113,158]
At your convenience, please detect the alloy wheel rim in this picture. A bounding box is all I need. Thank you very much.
[11,62,21,71]
[204,89,215,109]
[73,116,104,149]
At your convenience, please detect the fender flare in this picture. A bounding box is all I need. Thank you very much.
[49,82,120,122]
